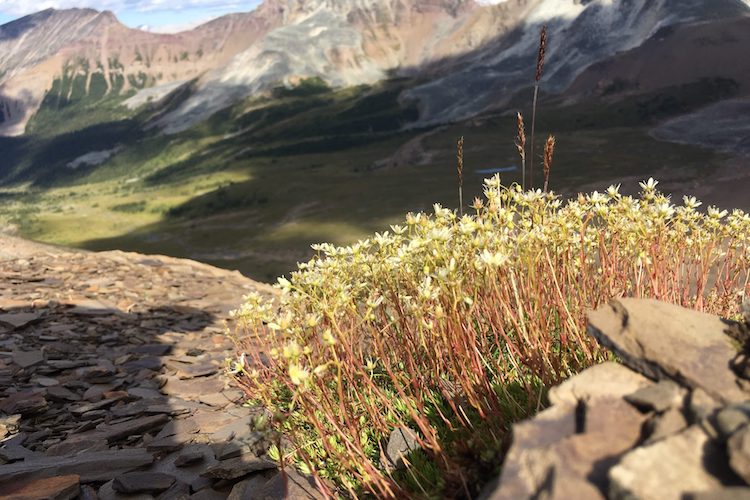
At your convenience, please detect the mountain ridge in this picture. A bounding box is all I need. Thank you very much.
[1,0,749,136]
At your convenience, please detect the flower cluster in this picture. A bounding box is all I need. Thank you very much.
[230,176,750,498]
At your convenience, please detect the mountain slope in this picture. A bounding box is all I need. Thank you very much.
[0,8,275,136]
[1,0,749,137]
[406,0,750,124]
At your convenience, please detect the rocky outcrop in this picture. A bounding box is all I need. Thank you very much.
[0,236,322,498]
[488,298,750,499]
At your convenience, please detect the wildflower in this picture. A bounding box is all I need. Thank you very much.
[289,363,310,385]
[682,196,702,209]
[228,353,246,374]
[283,341,302,360]
[277,277,292,292]
[322,329,337,346]
[313,364,329,377]
[708,206,728,219]
[480,249,509,267]
[606,184,621,199]
[639,178,659,191]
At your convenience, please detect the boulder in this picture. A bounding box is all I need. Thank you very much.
[609,426,739,500]
[588,299,746,404]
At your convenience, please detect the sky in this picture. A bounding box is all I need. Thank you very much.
[0,1,263,33]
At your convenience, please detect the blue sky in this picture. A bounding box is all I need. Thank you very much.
[0,1,263,32]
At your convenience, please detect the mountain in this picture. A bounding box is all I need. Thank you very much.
[4,0,748,136]
[0,7,273,136]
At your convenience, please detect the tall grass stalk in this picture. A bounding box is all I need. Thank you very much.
[230,177,750,498]
[516,113,527,190]
[529,24,548,189]
[457,136,465,216]
[543,134,555,193]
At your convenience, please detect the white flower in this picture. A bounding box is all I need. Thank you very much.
[639,178,659,191]
[289,363,310,385]
[480,249,509,267]
[606,184,621,198]
[708,206,728,219]
[682,196,702,209]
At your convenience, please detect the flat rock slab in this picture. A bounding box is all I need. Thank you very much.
[0,312,41,329]
[609,426,738,500]
[549,361,652,406]
[254,470,326,500]
[1,474,80,500]
[588,299,747,404]
[112,472,176,493]
[625,380,686,413]
[203,455,277,480]
[12,350,44,369]
[0,448,153,484]
[72,414,170,444]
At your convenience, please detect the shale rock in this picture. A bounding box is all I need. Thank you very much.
[489,299,750,499]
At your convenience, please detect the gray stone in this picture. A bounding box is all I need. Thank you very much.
[689,388,723,424]
[0,312,41,329]
[588,299,747,404]
[609,426,733,500]
[189,489,228,500]
[728,425,750,483]
[625,379,686,413]
[150,444,217,493]
[254,470,325,500]
[45,437,109,457]
[156,480,191,500]
[644,408,689,444]
[13,350,44,368]
[202,455,277,480]
[128,387,164,400]
[147,433,195,453]
[46,386,82,402]
[0,391,47,415]
[132,344,173,356]
[175,449,206,467]
[491,397,645,500]
[98,480,152,500]
[715,404,750,438]
[155,418,201,440]
[0,444,42,462]
[211,417,254,443]
[385,426,420,471]
[177,365,218,380]
[112,472,176,494]
[548,362,652,406]
[72,414,169,444]
[0,448,154,484]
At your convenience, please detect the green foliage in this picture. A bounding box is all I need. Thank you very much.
[231,178,750,497]
[272,77,331,98]
[111,200,147,213]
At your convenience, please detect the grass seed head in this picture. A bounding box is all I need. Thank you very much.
[535,24,548,83]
